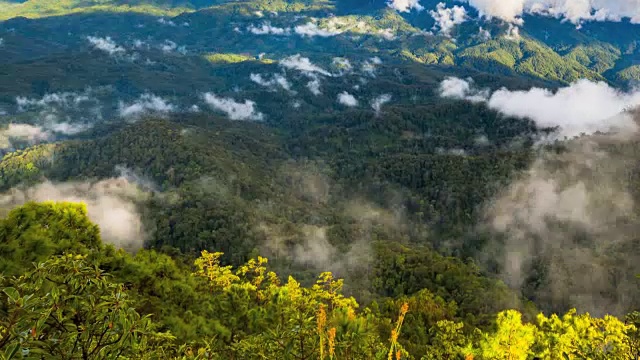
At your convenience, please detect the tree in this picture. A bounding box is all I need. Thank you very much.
[0,254,173,359]
[421,320,471,360]
[477,310,535,360]
[0,201,102,276]
[534,309,635,360]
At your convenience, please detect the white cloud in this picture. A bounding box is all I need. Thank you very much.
[133,39,148,49]
[0,38,4,46]
[504,23,521,40]
[118,94,175,118]
[250,73,293,92]
[430,2,468,37]
[438,76,490,103]
[371,94,392,115]
[307,79,322,96]
[388,0,424,12]
[377,28,397,40]
[0,124,50,149]
[157,17,176,26]
[332,57,353,73]
[202,93,264,121]
[247,22,290,35]
[0,177,149,249]
[294,22,343,37]
[158,40,186,54]
[47,122,91,135]
[478,26,492,40]
[161,40,177,52]
[280,54,332,76]
[338,92,358,107]
[0,121,91,149]
[16,91,93,111]
[462,0,640,25]
[86,36,125,55]
[362,57,382,77]
[439,77,640,137]
[463,0,525,23]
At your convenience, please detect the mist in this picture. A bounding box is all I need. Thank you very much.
[0,177,151,250]
[257,161,409,282]
[480,115,640,316]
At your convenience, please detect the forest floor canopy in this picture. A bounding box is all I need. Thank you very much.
[2,0,640,358]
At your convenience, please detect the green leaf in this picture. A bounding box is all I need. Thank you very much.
[2,287,19,304]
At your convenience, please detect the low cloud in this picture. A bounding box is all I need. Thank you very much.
[332,57,353,74]
[481,130,640,315]
[13,89,101,135]
[157,17,176,26]
[258,163,409,278]
[362,57,382,77]
[47,122,91,135]
[16,90,95,111]
[86,36,125,55]
[294,22,343,37]
[439,77,640,137]
[338,91,358,107]
[250,73,293,92]
[461,0,640,25]
[388,0,424,12]
[247,22,290,35]
[160,40,177,53]
[371,94,392,115]
[133,39,149,49]
[202,93,264,121]
[0,124,50,149]
[0,177,150,250]
[280,54,332,76]
[279,55,334,95]
[430,2,468,37]
[504,23,521,40]
[438,76,490,103]
[118,94,175,118]
[377,28,397,41]
[478,27,492,40]
[306,79,322,96]
[0,121,92,149]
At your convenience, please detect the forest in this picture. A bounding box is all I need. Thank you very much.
[2,0,640,358]
[1,202,640,359]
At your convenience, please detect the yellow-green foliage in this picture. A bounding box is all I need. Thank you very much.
[0,143,58,189]
[459,37,603,83]
[204,53,274,64]
[616,65,640,81]
[0,215,639,360]
[205,0,333,17]
[313,10,420,37]
[563,43,621,74]
[0,0,191,21]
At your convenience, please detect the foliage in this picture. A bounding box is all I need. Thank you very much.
[0,201,102,276]
[0,253,173,359]
[0,237,639,359]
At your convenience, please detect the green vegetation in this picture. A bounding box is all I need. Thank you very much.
[0,0,192,21]
[204,52,274,64]
[1,1,640,358]
[0,202,639,359]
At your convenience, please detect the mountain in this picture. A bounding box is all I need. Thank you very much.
[2,0,640,358]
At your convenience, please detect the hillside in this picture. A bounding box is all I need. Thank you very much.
[2,0,640,358]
